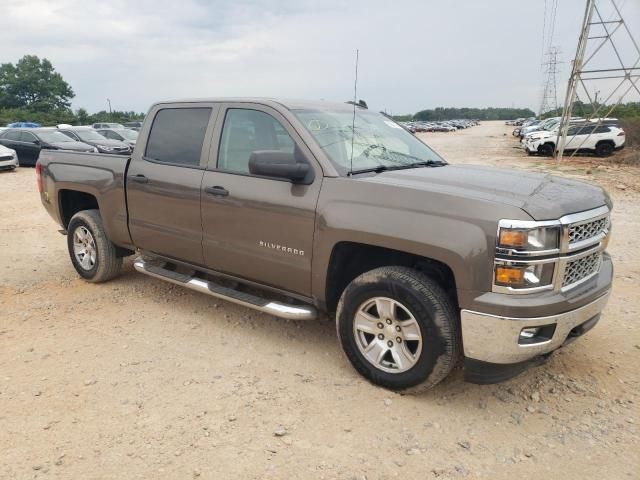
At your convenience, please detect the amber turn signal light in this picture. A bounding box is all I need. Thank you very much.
[495,266,525,286]
[499,230,527,248]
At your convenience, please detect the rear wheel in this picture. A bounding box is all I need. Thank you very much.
[67,209,122,282]
[595,142,614,157]
[336,267,460,392]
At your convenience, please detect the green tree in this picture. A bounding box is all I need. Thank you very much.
[0,55,74,111]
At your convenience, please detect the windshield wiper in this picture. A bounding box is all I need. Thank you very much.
[349,160,445,176]
[349,165,392,175]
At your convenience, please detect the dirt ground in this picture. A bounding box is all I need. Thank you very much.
[1,121,638,479]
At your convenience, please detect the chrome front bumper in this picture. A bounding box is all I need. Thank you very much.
[460,291,610,364]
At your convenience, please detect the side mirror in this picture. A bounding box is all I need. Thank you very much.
[33,139,41,145]
[249,150,312,184]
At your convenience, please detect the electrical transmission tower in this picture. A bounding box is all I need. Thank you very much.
[539,47,562,116]
[556,0,640,161]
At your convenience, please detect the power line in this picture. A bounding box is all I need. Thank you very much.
[556,0,640,161]
[539,47,563,115]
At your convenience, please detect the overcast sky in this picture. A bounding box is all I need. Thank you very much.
[2,0,639,115]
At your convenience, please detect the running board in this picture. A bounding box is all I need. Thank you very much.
[133,257,317,320]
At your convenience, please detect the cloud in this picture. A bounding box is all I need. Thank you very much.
[1,0,638,114]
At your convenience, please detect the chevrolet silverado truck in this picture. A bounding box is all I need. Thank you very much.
[36,99,613,391]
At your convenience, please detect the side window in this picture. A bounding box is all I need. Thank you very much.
[217,109,296,174]
[594,126,610,134]
[5,131,22,141]
[21,132,37,143]
[145,108,211,167]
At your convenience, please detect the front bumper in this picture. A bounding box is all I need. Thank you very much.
[461,290,610,368]
[0,157,18,169]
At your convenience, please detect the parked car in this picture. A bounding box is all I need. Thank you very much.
[0,144,18,171]
[123,121,143,131]
[92,122,124,129]
[524,123,625,156]
[0,128,95,166]
[36,98,612,391]
[96,128,138,146]
[59,128,132,155]
[6,121,41,128]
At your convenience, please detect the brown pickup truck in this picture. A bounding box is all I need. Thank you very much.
[36,98,613,391]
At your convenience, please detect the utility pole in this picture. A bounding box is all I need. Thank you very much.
[556,0,640,161]
[107,98,113,118]
[539,46,562,116]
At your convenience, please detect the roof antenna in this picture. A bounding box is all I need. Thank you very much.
[348,49,359,177]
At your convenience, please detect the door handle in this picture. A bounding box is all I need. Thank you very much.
[205,186,229,197]
[131,174,149,184]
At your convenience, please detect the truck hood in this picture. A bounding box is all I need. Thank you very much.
[362,165,610,220]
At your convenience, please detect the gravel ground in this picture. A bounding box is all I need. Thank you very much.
[1,121,638,479]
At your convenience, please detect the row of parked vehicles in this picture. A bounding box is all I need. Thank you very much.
[401,119,479,133]
[0,123,140,169]
[511,116,625,157]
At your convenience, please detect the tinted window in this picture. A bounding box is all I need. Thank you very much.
[4,131,22,141]
[145,108,211,166]
[218,109,295,174]
[20,132,38,143]
[594,126,610,134]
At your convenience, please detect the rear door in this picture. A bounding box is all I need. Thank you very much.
[126,104,218,265]
[200,103,322,295]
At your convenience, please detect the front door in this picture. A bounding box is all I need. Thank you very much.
[126,104,218,265]
[19,131,42,165]
[201,104,322,296]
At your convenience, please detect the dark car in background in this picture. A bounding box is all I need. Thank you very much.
[123,121,143,131]
[92,122,124,129]
[97,128,138,146]
[59,128,132,155]
[0,128,95,166]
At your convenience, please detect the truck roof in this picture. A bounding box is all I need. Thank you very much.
[150,98,366,112]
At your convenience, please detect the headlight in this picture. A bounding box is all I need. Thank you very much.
[98,145,114,151]
[494,262,555,290]
[497,224,560,253]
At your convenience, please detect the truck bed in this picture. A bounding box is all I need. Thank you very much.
[38,150,133,248]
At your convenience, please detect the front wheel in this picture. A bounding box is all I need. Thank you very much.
[336,267,460,392]
[538,143,555,156]
[67,209,122,282]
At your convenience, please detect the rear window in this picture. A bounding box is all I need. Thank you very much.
[145,108,211,167]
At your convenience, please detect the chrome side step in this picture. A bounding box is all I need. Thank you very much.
[133,257,317,321]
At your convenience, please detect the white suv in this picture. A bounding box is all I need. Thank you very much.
[524,123,625,157]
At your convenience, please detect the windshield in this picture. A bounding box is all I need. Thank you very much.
[38,131,74,143]
[75,130,107,142]
[292,108,445,175]
[117,129,138,140]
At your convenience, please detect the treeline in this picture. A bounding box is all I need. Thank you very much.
[541,101,640,119]
[394,107,536,122]
[0,107,145,126]
[1,54,144,126]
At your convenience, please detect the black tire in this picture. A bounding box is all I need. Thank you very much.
[336,267,460,392]
[67,209,122,283]
[538,143,554,156]
[595,142,614,157]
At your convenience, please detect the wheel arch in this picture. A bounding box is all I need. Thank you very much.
[324,241,459,316]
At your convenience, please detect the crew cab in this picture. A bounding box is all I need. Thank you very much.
[36,98,613,390]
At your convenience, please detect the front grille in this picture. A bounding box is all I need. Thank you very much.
[563,252,602,287]
[568,216,608,246]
